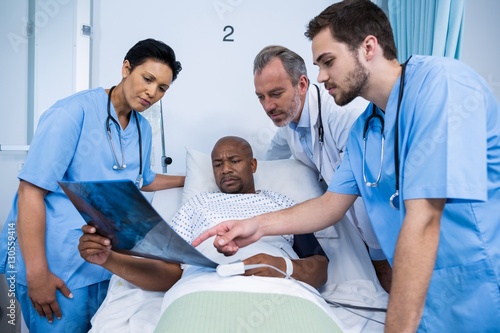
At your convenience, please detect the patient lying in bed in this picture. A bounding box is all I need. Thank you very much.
[79,136,346,332]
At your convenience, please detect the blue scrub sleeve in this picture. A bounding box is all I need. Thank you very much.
[327,148,360,196]
[19,105,83,192]
[400,62,488,202]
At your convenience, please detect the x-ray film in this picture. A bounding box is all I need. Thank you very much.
[59,180,218,268]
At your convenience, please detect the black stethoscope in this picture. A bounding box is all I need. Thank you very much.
[313,84,325,182]
[106,86,143,188]
[362,56,411,210]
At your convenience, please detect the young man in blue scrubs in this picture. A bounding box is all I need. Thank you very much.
[194,1,500,332]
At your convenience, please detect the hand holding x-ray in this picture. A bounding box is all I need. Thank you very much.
[78,224,112,266]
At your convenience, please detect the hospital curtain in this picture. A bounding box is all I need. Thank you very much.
[383,0,466,62]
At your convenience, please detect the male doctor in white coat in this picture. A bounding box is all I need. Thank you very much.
[253,45,392,292]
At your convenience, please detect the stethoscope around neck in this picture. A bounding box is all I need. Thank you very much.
[106,85,143,188]
[362,56,412,210]
[313,84,325,182]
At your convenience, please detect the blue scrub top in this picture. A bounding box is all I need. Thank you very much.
[0,88,156,289]
[329,55,500,332]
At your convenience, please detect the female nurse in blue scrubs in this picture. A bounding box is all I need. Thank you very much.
[0,38,185,332]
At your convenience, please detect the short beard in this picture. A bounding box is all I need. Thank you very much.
[335,55,369,106]
[220,182,243,194]
[275,87,302,127]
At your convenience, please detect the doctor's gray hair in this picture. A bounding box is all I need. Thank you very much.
[253,45,308,86]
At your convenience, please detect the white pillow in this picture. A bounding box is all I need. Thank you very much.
[182,148,327,205]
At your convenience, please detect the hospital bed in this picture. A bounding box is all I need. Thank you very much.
[88,149,388,333]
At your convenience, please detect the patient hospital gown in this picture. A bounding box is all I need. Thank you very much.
[169,190,294,245]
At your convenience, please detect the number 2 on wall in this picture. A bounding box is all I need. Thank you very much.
[223,25,234,42]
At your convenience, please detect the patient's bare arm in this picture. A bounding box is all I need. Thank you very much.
[373,259,393,293]
[78,225,182,291]
[242,253,328,289]
[103,252,182,291]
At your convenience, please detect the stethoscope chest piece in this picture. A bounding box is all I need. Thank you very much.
[136,174,143,189]
[389,190,399,210]
[112,163,126,170]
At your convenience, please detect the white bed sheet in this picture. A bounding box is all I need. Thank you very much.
[90,152,388,332]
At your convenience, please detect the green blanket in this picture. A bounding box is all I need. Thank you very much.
[154,291,343,333]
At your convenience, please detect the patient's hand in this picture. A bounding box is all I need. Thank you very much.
[78,225,112,265]
[242,253,288,278]
[243,253,328,288]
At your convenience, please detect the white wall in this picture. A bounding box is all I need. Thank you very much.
[91,0,334,174]
[0,0,90,224]
[33,0,76,125]
[0,0,30,230]
[461,0,500,102]
[0,4,27,329]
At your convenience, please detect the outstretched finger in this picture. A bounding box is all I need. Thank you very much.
[192,227,219,247]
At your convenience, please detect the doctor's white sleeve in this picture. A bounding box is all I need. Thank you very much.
[326,97,368,159]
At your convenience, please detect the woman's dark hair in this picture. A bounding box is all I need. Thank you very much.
[124,38,182,81]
